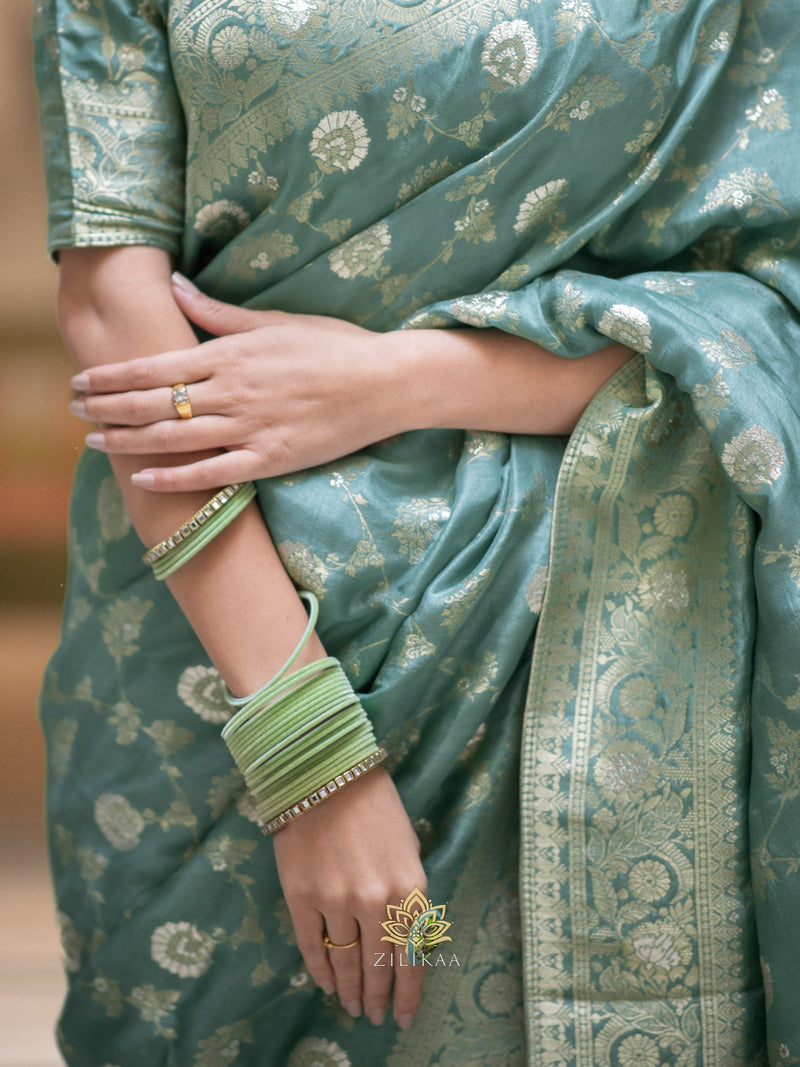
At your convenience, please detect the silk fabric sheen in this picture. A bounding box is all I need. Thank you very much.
[34,0,800,1062]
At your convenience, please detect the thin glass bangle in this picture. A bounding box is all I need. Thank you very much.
[257,746,386,827]
[264,734,379,817]
[253,730,381,822]
[222,592,321,712]
[230,681,364,778]
[153,482,257,580]
[229,688,378,821]
[142,482,248,565]
[219,590,384,835]
[260,748,388,836]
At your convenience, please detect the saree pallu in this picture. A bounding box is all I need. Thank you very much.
[34,0,800,1063]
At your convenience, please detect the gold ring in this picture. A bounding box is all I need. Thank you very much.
[171,382,193,419]
[322,932,360,951]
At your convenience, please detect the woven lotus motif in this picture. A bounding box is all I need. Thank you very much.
[379,886,453,964]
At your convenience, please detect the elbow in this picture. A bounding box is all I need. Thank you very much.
[56,280,122,369]
[56,283,105,366]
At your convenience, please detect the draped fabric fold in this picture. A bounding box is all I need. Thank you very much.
[34,0,800,1062]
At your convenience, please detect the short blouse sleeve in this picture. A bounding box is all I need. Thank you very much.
[33,0,185,258]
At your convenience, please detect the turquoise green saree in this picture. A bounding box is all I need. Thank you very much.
[35,0,800,1063]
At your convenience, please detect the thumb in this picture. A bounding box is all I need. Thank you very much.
[171,272,264,335]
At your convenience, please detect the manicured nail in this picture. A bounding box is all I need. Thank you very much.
[397,1013,414,1030]
[85,432,106,451]
[368,1008,386,1027]
[171,271,200,294]
[69,399,87,418]
[131,472,155,488]
[320,980,336,995]
[71,373,90,391]
[345,1000,361,1018]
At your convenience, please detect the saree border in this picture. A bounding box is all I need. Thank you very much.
[519,357,757,1064]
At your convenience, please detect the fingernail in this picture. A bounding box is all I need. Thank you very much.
[131,472,155,488]
[171,271,200,294]
[320,980,336,995]
[368,1008,386,1027]
[69,399,87,418]
[85,432,106,451]
[397,1013,415,1030]
[71,373,90,391]
[345,1000,361,1018]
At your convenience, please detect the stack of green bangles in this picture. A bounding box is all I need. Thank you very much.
[222,592,386,835]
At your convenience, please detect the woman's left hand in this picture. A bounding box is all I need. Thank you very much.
[69,274,417,492]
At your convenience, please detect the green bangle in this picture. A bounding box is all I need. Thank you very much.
[223,592,321,709]
[261,748,388,835]
[233,683,356,768]
[152,482,257,580]
[143,483,251,566]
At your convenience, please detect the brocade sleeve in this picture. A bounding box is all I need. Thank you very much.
[33,0,185,258]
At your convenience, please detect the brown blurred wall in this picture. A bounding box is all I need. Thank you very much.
[2,12,102,1057]
[4,0,61,329]
[2,0,83,837]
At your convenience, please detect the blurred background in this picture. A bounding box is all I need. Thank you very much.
[2,2,83,1062]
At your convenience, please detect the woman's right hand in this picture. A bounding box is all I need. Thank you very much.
[272,766,427,1030]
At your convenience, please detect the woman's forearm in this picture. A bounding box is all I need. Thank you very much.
[393,327,633,437]
[66,275,634,492]
[58,248,214,547]
[58,247,325,694]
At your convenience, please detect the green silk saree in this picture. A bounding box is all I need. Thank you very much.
[35,0,800,1063]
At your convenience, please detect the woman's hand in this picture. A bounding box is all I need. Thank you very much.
[69,270,634,493]
[272,767,427,1029]
[69,274,416,492]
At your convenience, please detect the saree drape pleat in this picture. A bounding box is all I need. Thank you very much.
[34,0,800,1062]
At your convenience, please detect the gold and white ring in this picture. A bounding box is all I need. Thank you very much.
[171,382,193,419]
